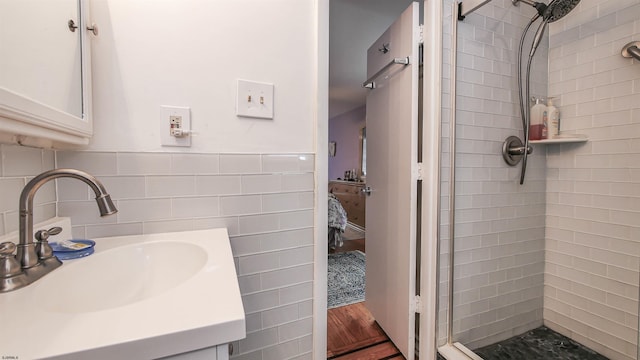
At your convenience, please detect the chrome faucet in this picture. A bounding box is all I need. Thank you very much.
[0,169,117,293]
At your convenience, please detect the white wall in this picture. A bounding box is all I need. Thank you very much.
[76,2,318,358]
[88,0,315,154]
[544,2,640,359]
[328,106,365,180]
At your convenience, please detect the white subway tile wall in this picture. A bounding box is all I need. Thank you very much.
[439,0,550,349]
[0,144,57,236]
[545,2,640,359]
[55,151,315,360]
[438,4,455,345]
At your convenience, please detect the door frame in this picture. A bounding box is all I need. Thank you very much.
[313,1,443,359]
[419,0,443,358]
[313,1,329,359]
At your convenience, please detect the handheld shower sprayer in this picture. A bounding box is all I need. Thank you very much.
[529,19,549,58]
[505,0,581,184]
[530,0,581,58]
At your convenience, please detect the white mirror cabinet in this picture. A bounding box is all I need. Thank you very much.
[0,0,93,148]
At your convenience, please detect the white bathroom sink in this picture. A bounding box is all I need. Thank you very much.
[38,241,208,313]
[0,227,245,360]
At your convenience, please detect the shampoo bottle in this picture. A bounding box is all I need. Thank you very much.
[529,97,547,140]
[547,97,559,138]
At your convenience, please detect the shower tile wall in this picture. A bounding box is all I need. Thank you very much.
[439,0,550,349]
[0,144,56,237]
[55,151,315,360]
[545,2,640,359]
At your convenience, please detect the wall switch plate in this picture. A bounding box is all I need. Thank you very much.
[236,79,274,119]
[160,106,191,147]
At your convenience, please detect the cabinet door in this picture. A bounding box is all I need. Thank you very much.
[0,0,92,147]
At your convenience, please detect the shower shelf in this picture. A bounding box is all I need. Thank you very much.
[530,134,588,144]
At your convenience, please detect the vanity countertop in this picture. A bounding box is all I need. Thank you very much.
[0,227,245,359]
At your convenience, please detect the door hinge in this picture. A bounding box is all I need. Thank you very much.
[416,163,424,180]
[414,295,423,314]
[418,24,424,44]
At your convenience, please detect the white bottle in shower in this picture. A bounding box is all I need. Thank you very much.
[529,97,546,140]
[547,97,559,138]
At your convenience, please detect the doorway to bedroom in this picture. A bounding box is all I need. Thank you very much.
[326,0,415,358]
[327,113,370,357]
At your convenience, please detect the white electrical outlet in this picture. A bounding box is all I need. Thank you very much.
[236,79,274,119]
[160,106,191,147]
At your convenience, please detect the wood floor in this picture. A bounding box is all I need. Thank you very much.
[328,238,403,359]
[327,302,404,359]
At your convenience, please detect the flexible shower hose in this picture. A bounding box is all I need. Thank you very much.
[517,15,539,184]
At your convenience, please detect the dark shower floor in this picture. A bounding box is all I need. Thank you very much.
[439,326,609,360]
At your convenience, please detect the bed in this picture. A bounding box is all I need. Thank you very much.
[328,193,347,250]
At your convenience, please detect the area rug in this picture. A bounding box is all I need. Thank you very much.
[327,250,365,309]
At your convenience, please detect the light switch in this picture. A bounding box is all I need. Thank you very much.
[236,79,274,119]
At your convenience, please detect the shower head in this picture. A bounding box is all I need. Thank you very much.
[544,0,581,22]
[512,0,580,21]
[529,0,580,57]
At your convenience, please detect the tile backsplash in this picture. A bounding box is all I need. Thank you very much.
[0,144,56,236]
[0,147,314,360]
[55,151,314,359]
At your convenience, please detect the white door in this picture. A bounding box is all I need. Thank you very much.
[364,3,420,359]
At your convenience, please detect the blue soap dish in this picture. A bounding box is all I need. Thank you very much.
[50,239,95,260]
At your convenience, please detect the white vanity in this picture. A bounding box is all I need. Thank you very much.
[0,223,246,359]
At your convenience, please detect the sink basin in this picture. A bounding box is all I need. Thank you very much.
[37,241,207,313]
[0,227,245,360]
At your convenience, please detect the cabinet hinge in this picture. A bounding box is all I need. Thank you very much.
[414,295,423,314]
[416,163,424,181]
[418,24,424,44]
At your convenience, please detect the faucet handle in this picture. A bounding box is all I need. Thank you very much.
[0,241,17,257]
[0,242,22,278]
[35,227,62,260]
[35,227,63,242]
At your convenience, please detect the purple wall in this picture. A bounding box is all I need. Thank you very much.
[328,106,365,180]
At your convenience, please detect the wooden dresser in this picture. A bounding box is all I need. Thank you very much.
[329,181,366,229]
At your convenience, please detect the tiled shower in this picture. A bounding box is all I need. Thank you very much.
[438,0,550,349]
[439,0,640,359]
